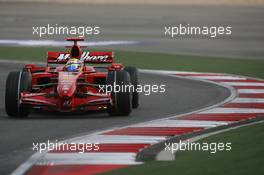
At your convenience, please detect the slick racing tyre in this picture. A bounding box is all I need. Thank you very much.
[5,71,32,117]
[107,70,132,116]
[124,66,139,108]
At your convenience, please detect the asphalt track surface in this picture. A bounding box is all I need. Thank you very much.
[0,2,263,59]
[0,62,230,175]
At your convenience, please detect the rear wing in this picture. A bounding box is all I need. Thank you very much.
[47,51,114,64]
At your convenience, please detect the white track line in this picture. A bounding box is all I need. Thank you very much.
[140,70,223,75]
[132,119,228,128]
[189,76,246,80]
[238,89,264,94]
[35,153,141,165]
[223,82,264,86]
[232,98,264,103]
[74,135,166,144]
[200,107,264,114]
[0,39,141,47]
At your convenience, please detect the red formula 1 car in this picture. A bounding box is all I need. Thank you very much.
[5,38,139,117]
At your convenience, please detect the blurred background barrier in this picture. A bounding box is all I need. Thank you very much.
[0,0,264,5]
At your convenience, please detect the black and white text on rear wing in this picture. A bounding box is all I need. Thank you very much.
[47,51,114,64]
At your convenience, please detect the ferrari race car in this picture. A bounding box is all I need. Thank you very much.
[5,38,139,117]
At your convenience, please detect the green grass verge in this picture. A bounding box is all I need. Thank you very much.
[0,46,264,78]
[103,122,264,175]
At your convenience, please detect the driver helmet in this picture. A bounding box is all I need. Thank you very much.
[65,58,83,72]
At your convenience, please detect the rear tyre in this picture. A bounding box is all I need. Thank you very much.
[107,70,132,116]
[124,66,139,108]
[5,71,32,118]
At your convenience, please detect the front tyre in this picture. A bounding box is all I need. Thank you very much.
[5,71,32,118]
[107,70,132,116]
[124,66,139,108]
